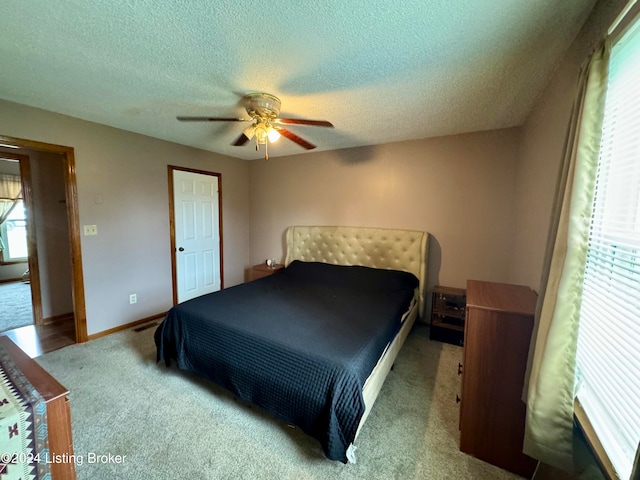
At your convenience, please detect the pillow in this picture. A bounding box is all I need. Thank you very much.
[283,260,418,294]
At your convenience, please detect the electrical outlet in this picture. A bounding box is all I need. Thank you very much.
[83,225,98,236]
[129,293,137,304]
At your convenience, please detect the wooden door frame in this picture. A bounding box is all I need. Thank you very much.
[168,165,223,305]
[0,135,88,343]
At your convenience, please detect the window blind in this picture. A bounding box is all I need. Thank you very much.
[575,18,640,480]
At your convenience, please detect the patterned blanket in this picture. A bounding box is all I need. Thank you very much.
[0,344,50,480]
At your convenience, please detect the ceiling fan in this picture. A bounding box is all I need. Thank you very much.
[177,93,334,160]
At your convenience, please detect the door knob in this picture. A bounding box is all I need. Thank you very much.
[178,247,184,252]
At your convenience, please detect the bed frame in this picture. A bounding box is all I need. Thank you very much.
[284,226,428,448]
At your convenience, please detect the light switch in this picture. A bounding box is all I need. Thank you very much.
[84,225,98,236]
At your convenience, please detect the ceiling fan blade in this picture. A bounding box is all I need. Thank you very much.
[274,118,334,127]
[232,133,250,146]
[177,116,247,122]
[275,127,316,150]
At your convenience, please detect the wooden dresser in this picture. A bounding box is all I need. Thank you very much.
[0,336,75,480]
[459,280,538,478]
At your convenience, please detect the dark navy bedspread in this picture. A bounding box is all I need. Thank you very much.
[154,260,418,462]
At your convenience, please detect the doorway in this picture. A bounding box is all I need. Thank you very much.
[0,152,32,332]
[0,134,87,345]
[168,166,223,304]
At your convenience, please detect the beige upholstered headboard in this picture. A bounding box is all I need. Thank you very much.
[284,226,428,316]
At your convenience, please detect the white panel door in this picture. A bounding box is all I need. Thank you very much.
[173,169,221,303]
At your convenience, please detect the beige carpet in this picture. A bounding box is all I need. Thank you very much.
[36,322,524,480]
[0,281,33,332]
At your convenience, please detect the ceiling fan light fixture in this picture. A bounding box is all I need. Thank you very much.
[242,124,256,140]
[267,126,280,143]
[177,92,333,159]
[243,93,281,118]
[254,124,268,145]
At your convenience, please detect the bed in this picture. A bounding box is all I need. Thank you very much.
[155,226,428,462]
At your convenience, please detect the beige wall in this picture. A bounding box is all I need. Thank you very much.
[249,128,521,295]
[30,150,74,319]
[509,0,629,289]
[0,99,251,335]
[0,263,26,282]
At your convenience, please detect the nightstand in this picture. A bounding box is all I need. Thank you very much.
[430,285,466,346]
[251,263,284,280]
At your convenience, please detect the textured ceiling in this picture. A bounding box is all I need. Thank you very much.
[0,0,596,160]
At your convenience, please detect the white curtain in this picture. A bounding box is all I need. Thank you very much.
[523,41,610,471]
[0,173,23,253]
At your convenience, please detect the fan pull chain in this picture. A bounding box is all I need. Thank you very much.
[254,137,269,160]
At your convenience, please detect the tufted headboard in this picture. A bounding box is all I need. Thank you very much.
[284,226,428,317]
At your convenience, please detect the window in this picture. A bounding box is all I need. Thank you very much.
[0,199,28,262]
[575,16,640,480]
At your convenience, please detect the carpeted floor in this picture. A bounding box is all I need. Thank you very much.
[0,281,33,332]
[36,323,524,480]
